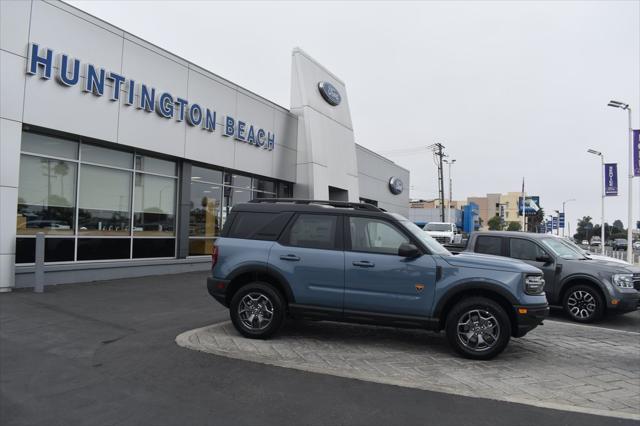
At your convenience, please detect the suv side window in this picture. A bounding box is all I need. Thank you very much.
[226,212,292,240]
[475,236,503,256]
[285,214,338,250]
[510,238,546,261]
[349,216,409,255]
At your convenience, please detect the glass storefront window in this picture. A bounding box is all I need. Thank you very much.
[133,173,176,236]
[21,132,78,159]
[231,174,252,189]
[135,155,176,176]
[17,155,76,235]
[78,164,131,235]
[81,144,133,168]
[190,182,222,237]
[192,166,222,184]
[188,238,215,256]
[253,178,275,194]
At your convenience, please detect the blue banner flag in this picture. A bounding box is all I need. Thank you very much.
[559,213,565,229]
[634,130,640,177]
[604,163,618,196]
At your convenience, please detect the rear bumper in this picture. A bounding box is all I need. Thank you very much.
[513,303,549,337]
[206,276,230,307]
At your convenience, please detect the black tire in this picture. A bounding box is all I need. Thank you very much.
[229,282,285,339]
[445,297,511,360]
[562,284,604,323]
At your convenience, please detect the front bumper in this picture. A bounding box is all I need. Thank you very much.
[206,276,230,307]
[513,303,549,337]
[610,291,640,313]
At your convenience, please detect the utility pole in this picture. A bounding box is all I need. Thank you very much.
[444,158,456,224]
[429,143,446,222]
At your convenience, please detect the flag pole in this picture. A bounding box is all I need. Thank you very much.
[522,177,526,232]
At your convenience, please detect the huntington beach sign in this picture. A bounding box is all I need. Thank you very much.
[26,43,276,151]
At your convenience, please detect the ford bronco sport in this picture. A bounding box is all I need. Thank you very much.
[207,200,549,360]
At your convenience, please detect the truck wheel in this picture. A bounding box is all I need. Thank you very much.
[445,297,511,360]
[230,282,285,339]
[563,285,604,323]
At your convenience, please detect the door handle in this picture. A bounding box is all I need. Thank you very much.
[280,254,300,261]
[352,260,375,268]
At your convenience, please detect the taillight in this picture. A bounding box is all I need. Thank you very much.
[212,245,219,268]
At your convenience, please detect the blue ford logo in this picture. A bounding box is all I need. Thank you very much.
[318,81,341,106]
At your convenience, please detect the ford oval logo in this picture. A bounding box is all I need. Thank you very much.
[389,177,403,195]
[318,81,341,106]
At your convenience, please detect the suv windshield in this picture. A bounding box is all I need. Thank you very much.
[391,215,451,256]
[424,223,452,232]
[540,238,586,260]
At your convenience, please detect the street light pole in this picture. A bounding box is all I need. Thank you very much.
[588,149,605,255]
[608,100,633,262]
[562,198,576,238]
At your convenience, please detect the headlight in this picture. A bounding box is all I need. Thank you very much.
[524,275,545,295]
[612,274,634,288]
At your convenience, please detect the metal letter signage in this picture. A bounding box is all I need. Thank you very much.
[25,42,275,151]
[317,81,341,106]
[604,163,618,196]
[634,129,640,177]
[388,176,403,195]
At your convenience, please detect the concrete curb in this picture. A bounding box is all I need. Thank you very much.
[176,321,640,422]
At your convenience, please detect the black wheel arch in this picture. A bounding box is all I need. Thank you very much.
[558,274,609,306]
[225,264,295,307]
[435,282,519,336]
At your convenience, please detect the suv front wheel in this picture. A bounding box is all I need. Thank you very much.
[230,282,285,339]
[562,284,604,323]
[445,297,511,360]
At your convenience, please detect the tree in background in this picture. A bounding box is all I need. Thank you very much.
[574,216,594,242]
[488,216,503,231]
[613,219,624,230]
[507,221,522,231]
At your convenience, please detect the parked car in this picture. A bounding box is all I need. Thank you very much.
[207,200,549,360]
[633,241,640,250]
[612,239,628,251]
[466,231,640,323]
[423,222,458,244]
[581,240,589,245]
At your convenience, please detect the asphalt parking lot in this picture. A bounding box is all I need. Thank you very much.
[1,272,638,426]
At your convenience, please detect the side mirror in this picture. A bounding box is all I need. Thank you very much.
[536,254,552,264]
[399,243,421,258]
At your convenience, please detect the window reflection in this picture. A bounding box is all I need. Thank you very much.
[190,182,221,237]
[78,164,131,235]
[17,155,76,235]
[133,173,176,236]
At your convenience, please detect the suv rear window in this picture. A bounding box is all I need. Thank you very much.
[226,212,291,240]
[475,236,502,256]
[285,214,338,250]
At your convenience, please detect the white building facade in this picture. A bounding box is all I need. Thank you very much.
[0,0,409,290]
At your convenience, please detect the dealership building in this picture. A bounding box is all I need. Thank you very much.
[0,0,410,291]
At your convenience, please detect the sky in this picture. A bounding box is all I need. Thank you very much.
[67,0,640,232]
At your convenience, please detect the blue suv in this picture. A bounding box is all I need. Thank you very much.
[207,200,549,360]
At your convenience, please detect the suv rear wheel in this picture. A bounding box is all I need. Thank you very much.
[445,297,511,360]
[563,284,604,323]
[230,282,285,339]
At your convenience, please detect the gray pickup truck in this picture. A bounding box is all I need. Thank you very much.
[465,231,640,322]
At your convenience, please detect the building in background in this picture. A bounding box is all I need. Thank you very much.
[0,0,409,290]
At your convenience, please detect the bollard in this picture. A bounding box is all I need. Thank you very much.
[34,232,45,293]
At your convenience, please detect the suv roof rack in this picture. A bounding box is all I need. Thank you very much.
[249,198,383,212]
